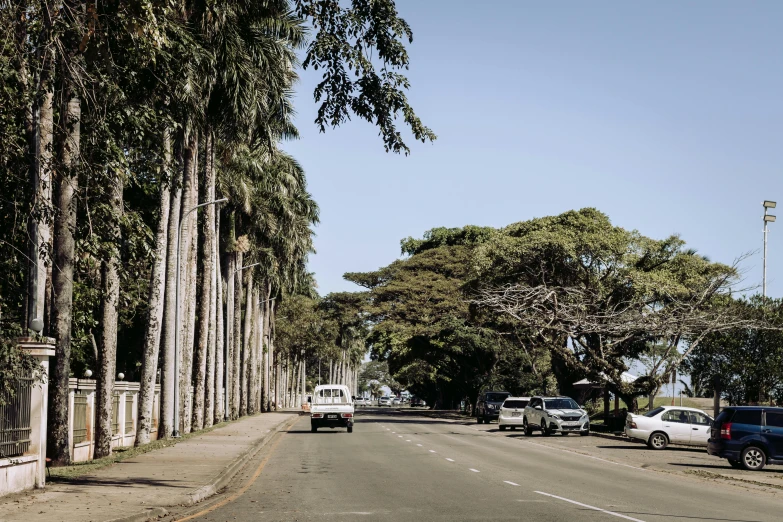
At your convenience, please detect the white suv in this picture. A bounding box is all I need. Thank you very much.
[523,396,589,436]
[498,397,530,431]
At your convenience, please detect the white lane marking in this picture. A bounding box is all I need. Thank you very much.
[445,458,455,462]
[522,439,645,472]
[392,431,396,433]
[469,468,480,473]
[504,481,520,486]
[416,444,423,447]
[429,450,436,453]
[534,492,645,522]
[398,435,403,438]
[406,439,411,442]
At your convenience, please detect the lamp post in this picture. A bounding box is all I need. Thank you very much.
[173,197,227,437]
[763,201,777,298]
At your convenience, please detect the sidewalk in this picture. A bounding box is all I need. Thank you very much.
[0,412,298,522]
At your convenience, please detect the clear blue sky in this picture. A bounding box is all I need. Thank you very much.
[283,1,783,298]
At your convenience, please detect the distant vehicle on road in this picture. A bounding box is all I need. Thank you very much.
[523,396,589,436]
[392,397,402,406]
[310,384,354,433]
[498,397,530,431]
[355,397,368,406]
[708,406,783,471]
[476,391,511,424]
[378,396,393,407]
[625,406,712,450]
[410,397,426,407]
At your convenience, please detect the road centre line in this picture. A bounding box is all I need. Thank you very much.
[416,444,423,447]
[534,491,645,522]
[429,450,436,453]
[469,468,480,473]
[445,458,455,462]
[406,439,411,442]
[398,435,403,438]
[520,439,645,472]
[503,481,519,486]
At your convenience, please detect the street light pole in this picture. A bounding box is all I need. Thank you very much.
[763,201,777,298]
[173,197,227,437]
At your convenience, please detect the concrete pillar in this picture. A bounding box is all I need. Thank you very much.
[17,337,55,488]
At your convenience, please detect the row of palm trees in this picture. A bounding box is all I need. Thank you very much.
[1,0,431,466]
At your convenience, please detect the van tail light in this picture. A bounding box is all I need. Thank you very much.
[629,421,637,429]
[341,413,353,418]
[720,422,732,440]
[312,413,323,418]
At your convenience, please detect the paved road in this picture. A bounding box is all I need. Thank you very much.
[175,410,783,522]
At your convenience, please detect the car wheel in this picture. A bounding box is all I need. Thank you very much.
[347,426,353,433]
[647,432,668,450]
[580,430,589,437]
[541,422,550,437]
[728,459,743,469]
[500,425,506,431]
[741,446,766,471]
[523,418,532,436]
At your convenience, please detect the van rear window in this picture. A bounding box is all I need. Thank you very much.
[503,400,528,409]
[731,410,762,426]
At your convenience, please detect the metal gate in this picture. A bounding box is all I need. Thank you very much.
[0,377,33,458]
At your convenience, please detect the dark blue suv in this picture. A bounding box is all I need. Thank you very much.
[707,406,783,471]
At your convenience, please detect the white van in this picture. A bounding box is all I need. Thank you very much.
[310,384,355,433]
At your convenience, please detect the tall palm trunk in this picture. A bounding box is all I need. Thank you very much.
[180,132,198,434]
[240,276,253,416]
[253,285,262,412]
[95,178,123,459]
[247,285,258,415]
[231,251,243,419]
[262,282,271,411]
[193,130,215,431]
[136,129,172,445]
[159,142,183,438]
[214,210,224,424]
[224,250,235,419]
[48,89,81,464]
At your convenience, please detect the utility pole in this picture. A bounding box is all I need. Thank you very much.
[763,200,776,298]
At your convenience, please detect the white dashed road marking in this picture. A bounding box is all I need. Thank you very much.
[534,492,645,522]
[469,468,480,473]
[406,439,411,442]
[416,444,423,447]
[429,450,436,453]
[445,458,455,462]
[504,481,520,486]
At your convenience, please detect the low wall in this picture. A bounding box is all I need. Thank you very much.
[68,379,161,462]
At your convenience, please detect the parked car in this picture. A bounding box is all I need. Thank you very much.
[411,397,426,407]
[476,391,511,424]
[625,406,712,449]
[523,396,589,436]
[392,397,402,406]
[498,397,530,431]
[378,396,393,407]
[355,397,367,406]
[310,384,354,433]
[707,406,783,471]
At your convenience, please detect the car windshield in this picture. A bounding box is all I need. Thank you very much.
[644,407,666,418]
[544,399,579,410]
[503,400,528,409]
[486,393,509,403]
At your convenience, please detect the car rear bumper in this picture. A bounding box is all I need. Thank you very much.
[498,415,525,425]
[311,415,353,428]
[625,428,652,442]
[707,440,738,459]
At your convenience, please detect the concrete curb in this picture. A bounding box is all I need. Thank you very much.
[112,414,298,522]
[173,414,298,507]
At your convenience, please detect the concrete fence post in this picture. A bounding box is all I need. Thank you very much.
[17,337,55,488]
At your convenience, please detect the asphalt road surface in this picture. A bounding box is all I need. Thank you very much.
[176,410,783,522]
